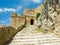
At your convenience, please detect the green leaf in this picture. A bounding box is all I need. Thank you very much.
[36,13,40,20]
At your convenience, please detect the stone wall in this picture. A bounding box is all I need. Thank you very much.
[11,4,44,28]
[11,14,25,28]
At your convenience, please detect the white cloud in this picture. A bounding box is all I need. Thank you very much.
[0,8,16,13]
[4,8,16,12]
[0,5,23,13]
[33,0,42,3]
[23,0,42,4]
[0,21,5,23]
[16,5,23,11]
[0,8,3,12]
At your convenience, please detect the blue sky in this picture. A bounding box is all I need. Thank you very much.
[0,0,44,26]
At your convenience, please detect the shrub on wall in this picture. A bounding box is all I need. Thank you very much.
[36,13,40,20]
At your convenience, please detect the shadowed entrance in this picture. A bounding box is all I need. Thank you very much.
[30,19,34,25]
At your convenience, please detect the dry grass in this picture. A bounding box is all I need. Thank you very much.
[0,25,25,45]
[0,26,16,45]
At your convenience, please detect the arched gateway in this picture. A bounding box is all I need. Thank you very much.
[30,19,34,25]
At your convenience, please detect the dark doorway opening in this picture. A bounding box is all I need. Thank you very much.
[30,19,34,25]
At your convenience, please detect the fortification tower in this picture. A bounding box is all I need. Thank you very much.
[11,13,17,28]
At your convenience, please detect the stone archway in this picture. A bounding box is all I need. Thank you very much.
[30,19,34,25]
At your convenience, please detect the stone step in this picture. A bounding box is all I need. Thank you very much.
[9,25,60,45]
[9,35,60,45]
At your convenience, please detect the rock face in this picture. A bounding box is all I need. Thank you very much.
[37,0,60,32]
[47,0,60,33]
[37,12,55,31]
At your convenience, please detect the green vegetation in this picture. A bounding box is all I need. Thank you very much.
[36,13,40,20]
[35,28,42,32]
[35,28,48,33]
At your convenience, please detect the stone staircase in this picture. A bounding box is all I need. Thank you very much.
[9,25,60,45]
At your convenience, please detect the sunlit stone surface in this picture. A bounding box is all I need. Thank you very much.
[9,25,60,45]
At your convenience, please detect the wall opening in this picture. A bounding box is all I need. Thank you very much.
[30,19,34,25]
